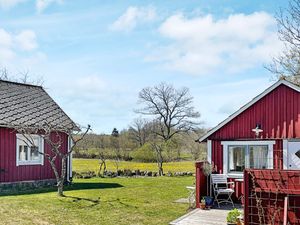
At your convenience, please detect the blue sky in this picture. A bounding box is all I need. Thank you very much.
[0,0,288,133]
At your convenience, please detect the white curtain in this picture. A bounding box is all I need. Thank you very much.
[249,146,268,169]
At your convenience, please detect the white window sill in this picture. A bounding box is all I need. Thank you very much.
[227,173,244,179]
[17,161,43,166]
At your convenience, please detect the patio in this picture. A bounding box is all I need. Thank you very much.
[170,204,243,225]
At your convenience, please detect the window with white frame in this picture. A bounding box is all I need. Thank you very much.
[16,134,44,166]
[228,146,246,173]
[222,141,275,177]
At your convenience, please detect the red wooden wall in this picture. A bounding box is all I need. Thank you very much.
[0,128,68,183]
[208,84,300,171]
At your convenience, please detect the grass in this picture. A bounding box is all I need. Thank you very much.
[73,158,195,173]
[0,177,194,225]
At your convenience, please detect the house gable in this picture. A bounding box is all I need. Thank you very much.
[199,79,300,141]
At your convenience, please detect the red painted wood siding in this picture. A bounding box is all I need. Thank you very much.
[210,85,300,140]
[0,128,68,182]
[208,84,300,171]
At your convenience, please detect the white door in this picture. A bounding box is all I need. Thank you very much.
[287,141,300,169]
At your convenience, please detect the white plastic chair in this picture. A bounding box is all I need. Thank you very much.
[211,174,235,207]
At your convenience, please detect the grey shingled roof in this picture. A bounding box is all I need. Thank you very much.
[0,80,78,130]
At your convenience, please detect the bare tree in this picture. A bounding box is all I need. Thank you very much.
[136,83,200,175]
[111,128,121,171]
[267,0,300,83]
[13,123,91,196]
[96,135,107,176]
[0,67,44,86]
[128,118,151,147]
[0,68,9,80]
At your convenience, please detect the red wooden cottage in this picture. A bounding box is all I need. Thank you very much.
[198,79,300,199]
[0,80,77,186]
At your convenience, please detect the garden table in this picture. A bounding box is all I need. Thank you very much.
[186,186,196,208]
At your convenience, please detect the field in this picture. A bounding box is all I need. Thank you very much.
[73,158,195,173]
[0,160,195,225]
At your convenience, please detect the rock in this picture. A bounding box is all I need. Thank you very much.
[135,170,141,176]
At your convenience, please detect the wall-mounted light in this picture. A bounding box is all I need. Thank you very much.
[252,123,263,138]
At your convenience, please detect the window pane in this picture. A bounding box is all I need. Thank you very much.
[249,145,268,169]
[30,146,40,161]
[19,145,28,161]
[228,146,245,172]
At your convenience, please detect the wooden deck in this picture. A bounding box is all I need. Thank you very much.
[170,205,242,225]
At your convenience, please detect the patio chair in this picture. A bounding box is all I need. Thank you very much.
[211,174,235,208]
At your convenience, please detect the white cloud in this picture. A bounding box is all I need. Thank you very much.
[148,12,283,75]
[0,0,25,10]
[0,0,62,12]
[110,6,156,32]
[36,0,62,13]
[14,30,38,51]
[0,29,13,47]
[0,28,43,68]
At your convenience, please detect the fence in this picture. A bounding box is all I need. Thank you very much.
[244,169,300,225]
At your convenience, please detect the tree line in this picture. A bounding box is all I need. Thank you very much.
[74,82,207,176]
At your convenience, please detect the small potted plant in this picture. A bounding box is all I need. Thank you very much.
[200,197,206,210]
[226,208,241,225]
[204,196,214,209]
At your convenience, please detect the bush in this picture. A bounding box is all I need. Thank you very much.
[131,144,157,162]
[73,171,96,179]
[226,208,241,223]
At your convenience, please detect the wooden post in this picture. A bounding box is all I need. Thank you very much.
[244,170,250,225]
[195,161,208,208]
[195,162,201,208]
[283,196,288,225]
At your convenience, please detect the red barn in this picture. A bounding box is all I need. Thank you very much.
[198,79,300,198]
[0,80,77,187]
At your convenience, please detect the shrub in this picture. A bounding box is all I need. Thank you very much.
[131,144,157,162]
[73,170,96,179]
[226,208,241,223]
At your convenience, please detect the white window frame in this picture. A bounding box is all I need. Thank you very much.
[207,140,212,163]
[221,140,275,178]
[16,134,44,166]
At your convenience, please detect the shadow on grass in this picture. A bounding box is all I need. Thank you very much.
[0,182,123,197]
[64,195,101,208]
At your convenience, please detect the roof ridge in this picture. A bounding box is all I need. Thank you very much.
[0,79,43,88]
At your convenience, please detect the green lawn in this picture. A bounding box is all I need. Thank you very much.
[0,177,194,225]
[73,158,195,173]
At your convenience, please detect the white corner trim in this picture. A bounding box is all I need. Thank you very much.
[67,136,73,180]
[198,79,300,142]
[67,136,69,181]
[223,143,228,175]
[207,140,212,163]
[283,139,288,170]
